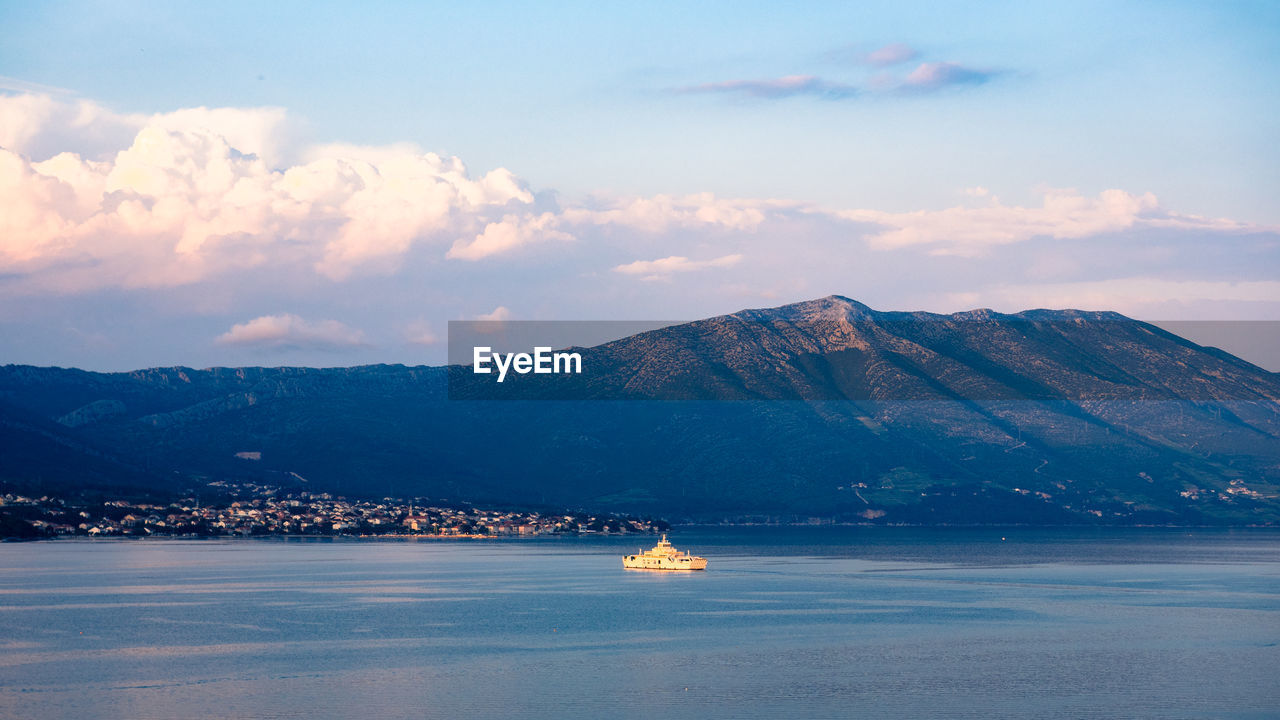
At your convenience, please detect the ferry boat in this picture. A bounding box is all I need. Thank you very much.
[622,534,707,570]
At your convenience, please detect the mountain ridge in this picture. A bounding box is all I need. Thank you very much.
[2,296,1278,525]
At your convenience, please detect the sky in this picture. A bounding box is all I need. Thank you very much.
[1,0,1278,370]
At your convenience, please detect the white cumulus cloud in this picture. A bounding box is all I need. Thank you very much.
[2,90,1276,340]
[476,306,512,321]
[446,212,572,261]
[564,193,772,233]
[837,188,1256,256]
[216,314,368,350]
[614,254,743,279]
[1,93,799,291]
[0,93,543,290]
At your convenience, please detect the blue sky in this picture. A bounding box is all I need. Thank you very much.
[1,1,1278,369]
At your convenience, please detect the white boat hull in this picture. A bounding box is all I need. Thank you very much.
[622,556,707,570]
[622,535,707,570]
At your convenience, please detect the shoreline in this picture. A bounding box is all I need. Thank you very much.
[7,524,1280,544]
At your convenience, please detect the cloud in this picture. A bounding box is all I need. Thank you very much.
[614,254,743,279]
[0,76,74,95]
[564,193,772,233]
[446,212,572,261]
[675,75,859,100]
[836,188,1256,256]
[865,43,919,67]
[216,314,367,350]
[476,306,512,322]
[3,93,800,287]
[0,92,296,166]
[676,46,1005,102]
[0,92,145,162]
[0,93,542,290]
[2,89,1276,357]
[902,62,1000,90]
[671,62,1002,102]
[147,106,294,167]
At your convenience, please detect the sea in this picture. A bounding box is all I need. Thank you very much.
[0,527,1276,719]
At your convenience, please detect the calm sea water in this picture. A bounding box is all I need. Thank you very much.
[0,528,1277,719]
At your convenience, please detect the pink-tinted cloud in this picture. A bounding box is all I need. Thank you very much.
[0,94,539,290]
[476,306,512,322]
[902,62,1000,90]
[838,188,1256,256]
[563,193,773,233]
[865,43,920,67]
[216,314,367,350]
[2,91,1274,342]
[614,254,743,279]
[672,61,1002,102]
[446,213,572,261]
[2,94,800,290]
[676,75,859,100]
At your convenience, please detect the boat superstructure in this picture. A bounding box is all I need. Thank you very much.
[622,534,707,570]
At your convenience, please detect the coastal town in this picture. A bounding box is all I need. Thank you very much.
[0,481,669,539]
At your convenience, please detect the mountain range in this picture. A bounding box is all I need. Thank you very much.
[2,296,1278,524]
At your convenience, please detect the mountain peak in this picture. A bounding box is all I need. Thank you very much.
[735,295,877,324]
[806,294,871,311]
